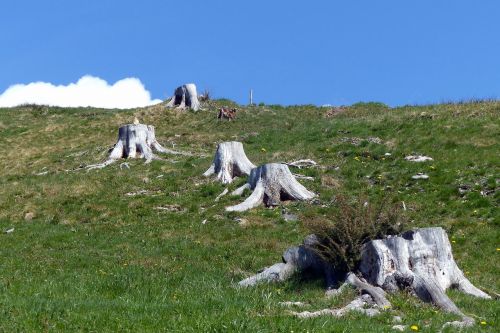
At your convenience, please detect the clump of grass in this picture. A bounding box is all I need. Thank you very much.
[305,194,407,274]
[199,89,211,102]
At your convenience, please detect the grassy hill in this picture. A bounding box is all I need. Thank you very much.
[0,101,498,332]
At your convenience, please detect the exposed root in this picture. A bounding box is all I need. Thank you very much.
[125,190,161,197]
[231,183,251,196]
[86,158,117,171]
[346,273,391,308]
[238,235,336,289]
[292,173,314,180]
[215,188,229,202]
[278,301,307,308]
[291,294,380,318]
[154,205,185,213]
[325,282,349,298]
[439,317,474,332]
[285,159,318,169]
[405,155,433,162]
[238,263,296,287]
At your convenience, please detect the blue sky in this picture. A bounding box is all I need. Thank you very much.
[1,0,499,106]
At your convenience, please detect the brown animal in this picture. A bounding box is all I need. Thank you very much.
[218,107,237,121]
[325,106,346,118]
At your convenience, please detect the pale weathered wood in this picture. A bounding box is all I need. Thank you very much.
[86,122,187,170]
[166,83,201,111]
[240,227,490,324]
[226,163,315,212]
[203,141,256,184]
[346,273,391,308]
[238,235,336,289]
[291,294,380,318]
[285,159,318,169]
[359,227,491,316]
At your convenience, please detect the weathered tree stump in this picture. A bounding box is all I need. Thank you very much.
[359,227,491,315]
[166,83,201,111]
[86,122,187,170]
[239,227,490,326]
[226,163,316,212]
[203,141,256,184]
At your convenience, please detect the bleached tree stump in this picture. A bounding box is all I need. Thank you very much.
[203,141,256,184]
[166,83,201,111]
[86,122,187,170]
[240,227,490,325]
[226,163,315,212]
[359,227,491,316]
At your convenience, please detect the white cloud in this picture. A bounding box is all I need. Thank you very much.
[0,75,162,109]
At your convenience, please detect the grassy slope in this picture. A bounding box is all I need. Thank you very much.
[0,101,498,332]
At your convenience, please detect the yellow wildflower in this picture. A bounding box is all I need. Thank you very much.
[261,148,266,152]
[480,321,487,325]
[410,325,419,331]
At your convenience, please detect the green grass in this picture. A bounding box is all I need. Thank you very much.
[0,101,498,332]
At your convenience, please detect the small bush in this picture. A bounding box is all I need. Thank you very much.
[304,195,407,274]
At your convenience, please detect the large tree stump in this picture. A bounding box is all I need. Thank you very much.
[359,227,491,315]
[239,227,490,326]
[203,141,256,184]
[86,122,186,170]
[226,163,315,212]
[166,83,201,111]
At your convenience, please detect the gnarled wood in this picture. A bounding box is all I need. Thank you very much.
[166,83,200,111]
[203,141,256,184]
[226,163,315,212]
[359,227,491,317]
[346,273,391,308]
[291,294,380,318]
[238,235,336,289]
[86,122,186,170]
[239,227,490,324]
[285,159,318,169]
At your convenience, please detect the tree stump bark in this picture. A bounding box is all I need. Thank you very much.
[226,163,316,212]
[239,227,490,326]
[166,83,201,111]
[203,141,256,184]
[359,227,491,315]
[86,123,185,170]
